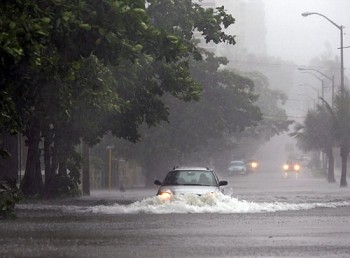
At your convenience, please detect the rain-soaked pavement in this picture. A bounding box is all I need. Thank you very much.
[1,166,350,257]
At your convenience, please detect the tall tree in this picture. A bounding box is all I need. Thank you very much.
[0,0,52,186]
[290,106,336,183]
[236,71,291,157]
[1,0,237,196]
[93,52,263,182]
[330,92,350,187]
[91,53,292,182]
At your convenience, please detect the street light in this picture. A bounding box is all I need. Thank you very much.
[298,67,334,107]
[301,12,344,96]
[299,71,325,101]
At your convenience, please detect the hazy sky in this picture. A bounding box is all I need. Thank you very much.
[218,0,350,67]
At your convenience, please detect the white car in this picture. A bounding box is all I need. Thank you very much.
[154,166,228,201]
[228,160,247,175]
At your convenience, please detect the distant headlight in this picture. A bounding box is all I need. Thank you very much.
[294,164,301,171]
[283,164,289,170]
[158,191,173,201]
[251,162,258,168]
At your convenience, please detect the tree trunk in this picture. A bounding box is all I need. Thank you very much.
[21,119,43,196]
[43,134,59,198]
[82,141,90,196]
[58,160,67,176]
[326,148,335,183]
[44,136,51,190]
[0,133,18,183]
[340,146,348,187]
[57,145,69,194]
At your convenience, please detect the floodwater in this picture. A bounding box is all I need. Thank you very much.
[15,163,350,215]
[16,189,350,215]
[2,166,350,257]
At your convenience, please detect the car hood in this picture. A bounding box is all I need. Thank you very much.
[157,185,220,196]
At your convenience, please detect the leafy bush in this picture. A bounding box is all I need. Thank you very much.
[56,151,82,198]
[311,168,327,178]
[0,180,22,219]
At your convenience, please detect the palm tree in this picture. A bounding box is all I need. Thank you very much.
[290,105,336,183]
[329,90,350,187]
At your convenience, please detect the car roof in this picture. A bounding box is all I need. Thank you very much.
[230,160,245,163]
[171,166,212,171]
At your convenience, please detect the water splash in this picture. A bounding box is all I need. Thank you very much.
[17,192,350,214]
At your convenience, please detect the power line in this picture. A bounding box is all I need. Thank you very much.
[227,59,349,71]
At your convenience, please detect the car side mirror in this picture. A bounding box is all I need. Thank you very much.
[154,180,162,186]
[219,181,228,186]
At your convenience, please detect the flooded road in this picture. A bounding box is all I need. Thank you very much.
[2,167,350,257]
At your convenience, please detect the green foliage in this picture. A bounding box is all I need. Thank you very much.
[1,0,238,195]
[324,91,350,186]
[311,168,327,178]
[244,72,291,137]
[0,180,22,219]
[146,0,235,61]
[49,150,82,198]
[331,91,350,146]
[0,149,10,159]
[95,52,293,178]
[67,151,82,195]
[55,175,80,198]
[91,52,265,180]
[291,105,334,153]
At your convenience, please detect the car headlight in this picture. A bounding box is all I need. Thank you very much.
[157,191,173,201]
[283,164,289,170]
[294,164,300,171]
[251,162,258,168]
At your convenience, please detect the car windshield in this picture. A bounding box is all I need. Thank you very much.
[162,170,217,186]
[230,161,245,166]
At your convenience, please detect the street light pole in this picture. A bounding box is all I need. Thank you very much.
[298,68,334,107]
[298,83,320,105]
[301,12,345,96]
[299,71,325,100]
[340,25,344,95]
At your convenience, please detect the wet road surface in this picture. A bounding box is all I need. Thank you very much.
[1,167,350,257]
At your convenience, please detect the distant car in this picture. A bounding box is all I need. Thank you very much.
[283,160,301,178]
[246,159,259,173]
[154,166,228,201]
[296,156,312,168]
[228,160,247,175]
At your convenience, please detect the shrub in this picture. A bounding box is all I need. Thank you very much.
[0,180,22,219]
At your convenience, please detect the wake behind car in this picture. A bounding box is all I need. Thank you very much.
[154,166,228,201]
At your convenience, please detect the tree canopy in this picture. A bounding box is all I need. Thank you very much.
[91,52,292,181]
[0,0,238,196]
[290,105,335,182]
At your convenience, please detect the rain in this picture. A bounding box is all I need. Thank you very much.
[1,0,350,257]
